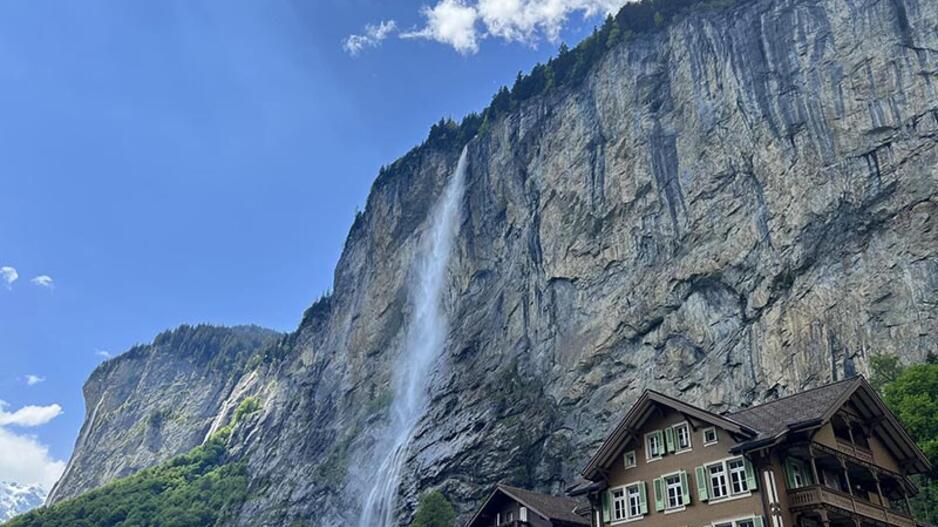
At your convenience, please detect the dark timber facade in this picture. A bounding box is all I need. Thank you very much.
[468,377,930,527]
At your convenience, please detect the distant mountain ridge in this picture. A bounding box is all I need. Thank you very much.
[0,482,45,523]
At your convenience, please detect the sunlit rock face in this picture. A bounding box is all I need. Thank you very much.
[54,0,938,524]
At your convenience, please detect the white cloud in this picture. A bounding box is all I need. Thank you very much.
[402,0,480,54]
[30,275,54,290]
[402,0,624,54]
[95,349,112,359]
[0,428,65,489]
[0,402,63,427]
[0,402,65,488]
[24,375,45,386]
[343,19,398,56]
[0,266,18,289]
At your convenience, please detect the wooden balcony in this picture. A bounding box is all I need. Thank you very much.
[788,486,915,527]
[835,438,875,464]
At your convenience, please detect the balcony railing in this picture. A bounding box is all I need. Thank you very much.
[835,438,875,464]
[788,486,915,527]
[496,521,530,527]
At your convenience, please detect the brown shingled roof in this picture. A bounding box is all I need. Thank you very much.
[727,377,859,440]
[497,485,590,525]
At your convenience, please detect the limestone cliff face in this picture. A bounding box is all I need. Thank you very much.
[53,0,938,524]
[48,325,281,503]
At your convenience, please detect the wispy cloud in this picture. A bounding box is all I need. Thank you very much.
[343,20,398,56]
[95,349,112,359]
[0,266,18,289]
[0,401,65,488]
[396,0,624,55]
[0,402,63,427]
[30,275,54,290]
[24,375,45,386]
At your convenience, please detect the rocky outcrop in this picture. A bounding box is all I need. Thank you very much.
[54,0,938,524]
[48,325,280,503]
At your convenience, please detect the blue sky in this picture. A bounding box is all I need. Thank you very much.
[0,0,622,489]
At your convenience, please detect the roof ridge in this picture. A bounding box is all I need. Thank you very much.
[728,376,860,416]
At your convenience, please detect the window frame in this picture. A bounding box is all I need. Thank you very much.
[709,516,762,527]
[707,461,729,500]
[663,472,685,511]
[610,482,645,523]
[705,456,752,503]
[623,450,637,469]
[645,431,663,461]
[611,486,628,522]
[626,483,643,519]
[703,426,719,446]
[728,457,749,495]
[673,421,692,453]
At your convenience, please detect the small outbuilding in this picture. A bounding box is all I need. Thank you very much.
[465,484,590,527]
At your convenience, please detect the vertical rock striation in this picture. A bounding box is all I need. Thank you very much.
[52,0,938,524]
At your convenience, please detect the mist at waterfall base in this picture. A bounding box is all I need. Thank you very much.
[357,147,469,526]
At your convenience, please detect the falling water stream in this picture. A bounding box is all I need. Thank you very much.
[357,146,469,527]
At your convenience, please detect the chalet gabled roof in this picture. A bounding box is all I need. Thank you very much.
[465,484,589,527]
[581,390,757,481]
[729,377,931,474]
[727,377,858,441]
[581,376,932,482]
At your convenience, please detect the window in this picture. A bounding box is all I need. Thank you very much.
[786,458,812,489]
[665,473,685,509]
[708,462,729,499]
[700,457,754,502]
[612,487,628,521]
[627,485,642,518]
[519,508,527,522]
[674,422,691,451]
[624,450,637,469]
[703,427,719,445]
[710,518,762,527]
[506,512,513,522]
[728,458,749,494]
[646,431,663,460]
[610,483,646,522]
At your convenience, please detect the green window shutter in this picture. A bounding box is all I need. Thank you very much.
[744,458,758,490]
[695,466,709,502]
[602,490,611,523]
[680,471,690,504]
[653,478,665,512]
[639,482,648,515]
[784,459,797,489]
[753,516,765,527]
[665,427,675,453]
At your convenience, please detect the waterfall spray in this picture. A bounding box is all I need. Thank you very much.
[358,146,469,527]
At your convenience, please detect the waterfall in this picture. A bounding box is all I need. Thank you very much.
[358,146,469,527]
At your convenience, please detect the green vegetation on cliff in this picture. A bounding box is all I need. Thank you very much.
[5,400,264,527]
[377,0,743,191]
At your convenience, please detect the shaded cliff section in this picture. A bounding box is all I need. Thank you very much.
[52,0,938,524]
[48,324,281,504]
